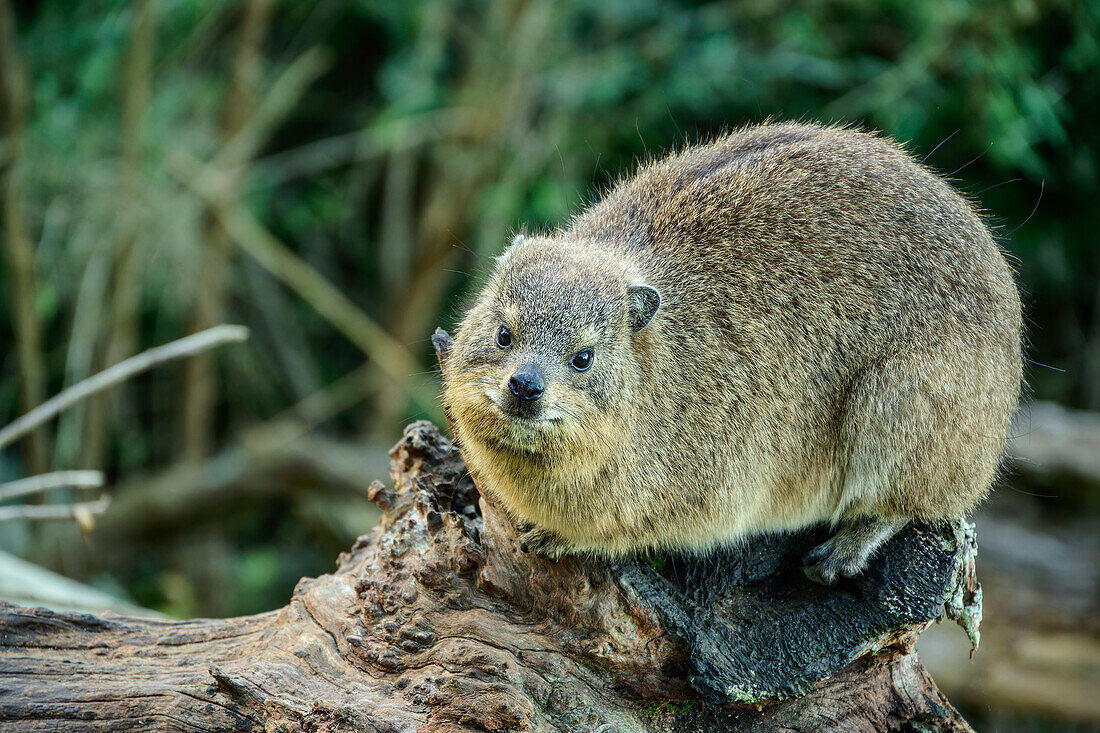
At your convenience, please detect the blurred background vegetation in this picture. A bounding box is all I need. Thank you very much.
[1,0,1098,729]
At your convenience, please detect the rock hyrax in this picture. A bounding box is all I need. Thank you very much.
[440,122,1022,583]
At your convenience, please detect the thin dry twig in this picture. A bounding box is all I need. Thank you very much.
[246,108,473,188]
[0,325,250,452]
[258,363,382,445]
[0,497,110,522]
[0,470,105,502]
[213,46,329,173]
[171,152,419,385]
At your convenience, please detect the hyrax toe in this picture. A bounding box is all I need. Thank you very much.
[802,537,836,567]
[803,516,906,586]
[803,541,868,586]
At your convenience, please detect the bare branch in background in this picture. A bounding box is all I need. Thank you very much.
[56,244,111,469]
[171,151,440,422]
[262,363,382,443]
[0,325,250,452]
[213,46,330,173]
[0,471,105,502]
[0,0,48,474]
[0,497,109,523]
[1008,400,1100,489]
[246,109,472,188]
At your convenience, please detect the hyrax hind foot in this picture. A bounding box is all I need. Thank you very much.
[803,516,906,585]
[518,525,571,559]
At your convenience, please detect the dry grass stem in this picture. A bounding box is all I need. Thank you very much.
[0,497,110,522]
[0,325,250,452]
[172,153,418,383]
[0,470,105,502]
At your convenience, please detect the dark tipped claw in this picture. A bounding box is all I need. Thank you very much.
[802,562,837,586]
[802,537,846,585]
[802,540,833,566]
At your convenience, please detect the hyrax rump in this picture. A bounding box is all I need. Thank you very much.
[440,122,1022,583]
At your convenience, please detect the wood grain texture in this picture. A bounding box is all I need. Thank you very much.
[0,421,973,731]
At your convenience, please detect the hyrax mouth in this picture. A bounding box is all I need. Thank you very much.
[498,396,548,423]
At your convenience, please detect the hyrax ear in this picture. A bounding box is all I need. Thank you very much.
[431,328,453,370]
[627,285,660,333]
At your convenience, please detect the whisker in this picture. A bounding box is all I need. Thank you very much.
[974,178,1021,196]
[445,379,501,388]
[946,142,993,178]
[556,404,595,433]
[921,129,958,163]
[1009,179,1044,234]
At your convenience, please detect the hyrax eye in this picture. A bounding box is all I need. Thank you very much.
[495,324,513,348]
[571,348,594,372]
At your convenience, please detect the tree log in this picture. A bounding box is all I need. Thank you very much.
[0,420,975,731]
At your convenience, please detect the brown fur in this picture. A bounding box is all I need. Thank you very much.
[441,122,1023,574]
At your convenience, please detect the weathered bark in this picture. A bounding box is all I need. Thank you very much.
[0,421,973,732]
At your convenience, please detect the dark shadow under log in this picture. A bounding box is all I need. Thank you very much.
[0,420,975,732]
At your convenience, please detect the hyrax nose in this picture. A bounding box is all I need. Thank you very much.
[509,365,545,401]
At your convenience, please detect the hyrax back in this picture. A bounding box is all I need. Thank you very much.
[442,122,1022,582]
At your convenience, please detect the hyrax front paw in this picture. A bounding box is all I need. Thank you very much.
[519,527,570,558]
[803,516,906,586]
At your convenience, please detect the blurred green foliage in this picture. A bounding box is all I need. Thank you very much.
[0,0,1097,619]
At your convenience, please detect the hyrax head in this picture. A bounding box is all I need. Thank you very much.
[443,235,660,456]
